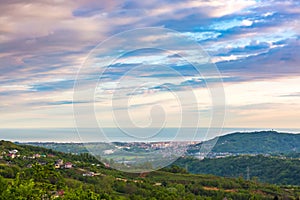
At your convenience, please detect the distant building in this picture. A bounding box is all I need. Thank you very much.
[54,163,61,169]
[54,190,64,198]
[83,172,95,177]
[64,162,73,169]
[54,159,64,169]
[56,159,63,165]
[34,154,41,158]
[7,153,16,159]
[9,149,18,154]
[103,149,114,155]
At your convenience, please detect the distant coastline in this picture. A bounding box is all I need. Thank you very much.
[1,128,299,143]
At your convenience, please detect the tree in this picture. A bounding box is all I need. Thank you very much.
[0,175,8,194]
[1,173,45,199]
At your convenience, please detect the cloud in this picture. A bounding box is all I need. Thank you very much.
[279,92,300,97]
[30,79,75,92]
[217,38,300,80]
[0,0,299,129]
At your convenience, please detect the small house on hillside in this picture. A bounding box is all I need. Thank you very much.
[54,159,64,169]
[34,154,41,158]
[7,153,16,159]
[64,162,73,169]
[54,163,61,169]
[83,172,95,177]
[56,159,63,165]
[9,149,18,154]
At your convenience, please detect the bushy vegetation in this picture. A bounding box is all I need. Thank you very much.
[175,155,300,185]
[1,140,300,199]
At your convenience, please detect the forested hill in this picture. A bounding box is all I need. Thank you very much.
[175,155,300,185]
[190,131,300,154]
[26,131,300,155]
[1,140,300,199]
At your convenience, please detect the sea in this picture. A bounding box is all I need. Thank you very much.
[1,128,299,143]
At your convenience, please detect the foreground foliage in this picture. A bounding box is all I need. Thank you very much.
[1,140,300,199]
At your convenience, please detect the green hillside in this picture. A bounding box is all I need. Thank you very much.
[175,155,300,185]
[189,131,300,154]
[1,140,300,199]
[27,131,300,156]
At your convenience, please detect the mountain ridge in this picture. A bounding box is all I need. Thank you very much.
[190,130,300,154]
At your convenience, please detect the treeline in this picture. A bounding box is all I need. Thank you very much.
[0,164,109,200]
[175,155,300,185]
[1,163,297,200]
[1,140,300,199]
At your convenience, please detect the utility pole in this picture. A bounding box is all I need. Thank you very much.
[246,166,250,181]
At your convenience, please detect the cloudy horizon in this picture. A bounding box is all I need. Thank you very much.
[1,0,300,130]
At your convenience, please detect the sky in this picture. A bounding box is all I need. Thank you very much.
[0,0,300,130]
